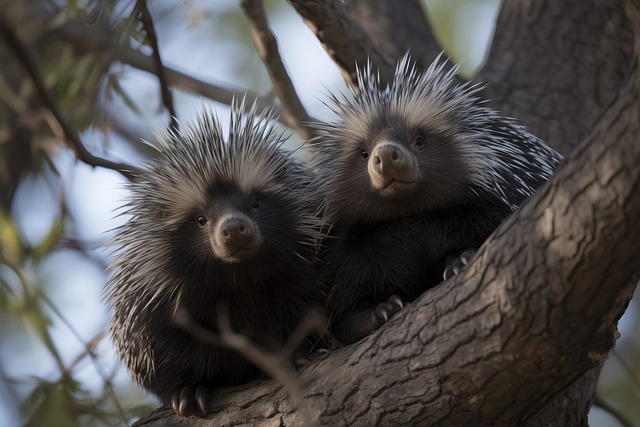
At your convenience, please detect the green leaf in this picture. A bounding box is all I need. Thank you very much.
[0,210,23,267]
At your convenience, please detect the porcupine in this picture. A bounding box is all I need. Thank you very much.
[312,55,563,344]
[104,100,325,417]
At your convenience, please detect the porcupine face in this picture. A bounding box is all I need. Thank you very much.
[178,180,300,265]
[348,110,471,213]
[198,185,264,263]
[315,58,477,223]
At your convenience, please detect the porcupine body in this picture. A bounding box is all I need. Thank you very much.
[104,101,324,416]
[312,56,563,344]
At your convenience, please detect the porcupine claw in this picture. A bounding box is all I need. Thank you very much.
[195,385,211,416]
[443,248,477,280]
[171,385,211,417]
[340,295,406,344]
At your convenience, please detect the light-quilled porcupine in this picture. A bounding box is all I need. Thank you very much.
[104,101,325,417]
[312,55,563,344]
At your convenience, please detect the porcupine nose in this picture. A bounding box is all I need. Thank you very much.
[213,213,262,262]
[220,216,253,246]
[372,143,405,177]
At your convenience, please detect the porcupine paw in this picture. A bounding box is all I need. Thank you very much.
[443,248,478,280]
[341,295,405,344]
[171,385,211,417]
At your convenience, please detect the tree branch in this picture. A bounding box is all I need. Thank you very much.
[49,17,283,119]
[0,19,140,181]
[287,0,394,86]
[241,0,313,140]
[346,0,453,74]
[134,0,179,131]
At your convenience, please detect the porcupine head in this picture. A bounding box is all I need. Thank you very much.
[313,58,479,224]
[313,54,561,223]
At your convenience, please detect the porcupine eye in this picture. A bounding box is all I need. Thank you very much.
[361,149,369,160]
[250,197,261,209]
[415,135,425,147]
[196,216,208,228]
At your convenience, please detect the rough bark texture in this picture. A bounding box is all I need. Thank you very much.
[287,0,395,85]
[134,54,640,425]
[346,0,449,73]
[476,0,635,155]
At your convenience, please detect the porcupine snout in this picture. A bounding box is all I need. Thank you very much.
[368,141,418,194]
[213,213,262,262]
[371,143,406,176]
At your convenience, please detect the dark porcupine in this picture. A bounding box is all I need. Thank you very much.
[104,100,325,417]
[312,55,563,344]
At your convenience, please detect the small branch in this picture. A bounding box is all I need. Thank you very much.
[49,17,290,121]
[134,0,179,131]
[241,0,313,140]
[173,307,318,427]
[0,22,140,181]
[288,0,394,86]
[281,308,326,361]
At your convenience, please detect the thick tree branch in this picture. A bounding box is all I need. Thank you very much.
[471,0,635,420]
[0,19,140,181]
[241,0,313,140]
[134,0,179,131]
[346,0,454,74]
[476,0,635,155]
[287,0,394,86]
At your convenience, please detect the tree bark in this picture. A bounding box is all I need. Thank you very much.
[476,0,635,155]
[345,0,449,73]
[287,0,395,85]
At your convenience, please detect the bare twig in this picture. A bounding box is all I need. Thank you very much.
[288,0,394,86]
[280,308,326,361]
[38,292,129,421]
[173,306,319,427]
[241,0,313,140]
[49,17,286,119]
[134,0,179,131]
[0,22,141,181]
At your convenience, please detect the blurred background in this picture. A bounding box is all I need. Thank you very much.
[0,1,638,426]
